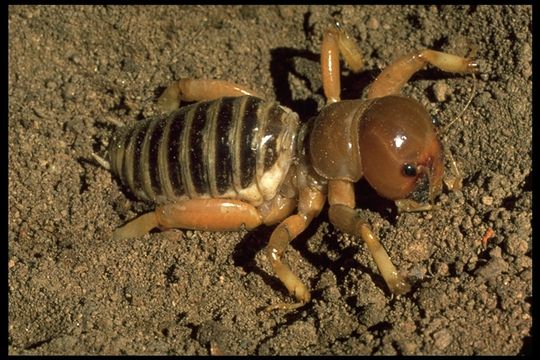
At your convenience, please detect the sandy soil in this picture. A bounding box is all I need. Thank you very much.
[8,5,531,355]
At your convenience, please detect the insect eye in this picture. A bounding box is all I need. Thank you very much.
[402,163,417,177]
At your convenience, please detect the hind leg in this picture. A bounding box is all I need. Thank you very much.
[157,79,264,112]
[112,199,264,241]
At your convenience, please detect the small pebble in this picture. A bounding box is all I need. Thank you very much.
[433,81,448,102]
[63,83,77,100]
[46,80,57,90]
[433,329,452,350]
[367,16,379,30]
[481,196,493,206]
[70,55,81,65]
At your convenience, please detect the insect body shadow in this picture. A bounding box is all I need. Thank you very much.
[269,47,379,120]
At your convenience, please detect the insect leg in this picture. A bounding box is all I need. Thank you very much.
[257,193,298,226]
[265,185,325,310]
[321,23,364,104]
[334,22,363,73]
[112,199,263,241]
[157,79,264,112]
[368,49,478,99]
[327,179,411,295]
[112,212,159,241]
[321,26,342,104]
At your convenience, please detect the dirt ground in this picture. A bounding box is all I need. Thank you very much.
[8,5,532,355]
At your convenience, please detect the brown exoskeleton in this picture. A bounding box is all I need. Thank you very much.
[102,23,478,310]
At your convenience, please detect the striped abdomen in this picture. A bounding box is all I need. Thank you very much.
[108,96,299,206]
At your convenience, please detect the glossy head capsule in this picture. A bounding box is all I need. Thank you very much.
[358,95,444,202]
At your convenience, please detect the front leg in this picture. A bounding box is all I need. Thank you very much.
[327,180,411,295]
[321,23,364,104]
[368,49,478,99]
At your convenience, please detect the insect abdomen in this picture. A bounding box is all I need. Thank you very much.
[109,96,299,206]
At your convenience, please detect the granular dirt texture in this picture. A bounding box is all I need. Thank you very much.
[8,5,532,355]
